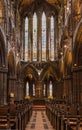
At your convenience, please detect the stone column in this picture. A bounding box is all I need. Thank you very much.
[0,67,8,105]
[3,72,8,104]
[72,67,82,104]
[8,76,16,100]
[20,81,24,100]
[63,75,72,103]
[46,80,49,98]
[15,81,19,100]
[15,80,24,101]
[46,16,50,61]
[0,71,4,104]
[37,12,42,62]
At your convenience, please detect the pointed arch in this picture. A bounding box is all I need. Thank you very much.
[22,64,38,81]
[40,62,60,81]
[73,22,82,65]
[0,25,6,67]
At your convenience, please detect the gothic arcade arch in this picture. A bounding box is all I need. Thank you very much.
[22,64,39,98]
[0,26,6,66]
[73,22,82,66]
[0,25,7,104]
[72,21,82,104]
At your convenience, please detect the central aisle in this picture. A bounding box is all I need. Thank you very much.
[25,110,54,130]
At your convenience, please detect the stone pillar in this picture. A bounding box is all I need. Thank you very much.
[0,72,4,104]
[46,16,50,60]
[15,80,24,101]
[37,12,42,62]
[3,72,8,104]
[63,75,72,103]
[20,81,24,100]
[72,67,82,104]
[46,80,49,98]
[8,76,16,100]
[0,67,8,105]
[15,81,19,100]
[28,16,33,61]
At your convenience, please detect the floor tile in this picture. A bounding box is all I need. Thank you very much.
[25,110,54,130]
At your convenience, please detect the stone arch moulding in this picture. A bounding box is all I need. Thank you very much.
[22,64,39,81]
[64,49,72,67]
[0,23,7,105]
[40,62,60,81]
[73,21,82,65]
[73,17,82,48]
[0,25,6,67]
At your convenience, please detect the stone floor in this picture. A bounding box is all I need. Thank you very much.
[25,110,54,130]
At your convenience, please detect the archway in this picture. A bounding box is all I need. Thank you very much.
[8,50,16,102]
[72,23,82,104]
[0,25,7,104]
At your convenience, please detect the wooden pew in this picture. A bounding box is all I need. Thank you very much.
[0,105,15,130]
[46,99,82,130]
[0,99,33,130]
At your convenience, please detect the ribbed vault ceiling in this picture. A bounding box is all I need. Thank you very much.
[18,0,61,15]
[20,0,59,6]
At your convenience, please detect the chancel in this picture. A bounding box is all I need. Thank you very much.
[0,0,82,130]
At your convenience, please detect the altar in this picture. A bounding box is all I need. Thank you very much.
[35,82,42,98]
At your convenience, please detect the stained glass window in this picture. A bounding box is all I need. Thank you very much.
[26,82,29,96]
[49,81,53,97]
[33,13,37,61]
[42,12,46,61]
[43,84,46,96]
[33,84,35,96]
[24,13,55,62]
[49,16,54,61]
[25,17,28,61]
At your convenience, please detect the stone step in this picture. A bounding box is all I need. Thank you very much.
[32,105,46,110]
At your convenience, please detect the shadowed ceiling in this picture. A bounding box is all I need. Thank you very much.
[19,0,60,6]
[18,0,61,16]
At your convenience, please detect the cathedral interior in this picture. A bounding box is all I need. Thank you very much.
[0,0,82,130]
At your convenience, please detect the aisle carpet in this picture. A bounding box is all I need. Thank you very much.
[25,110,54,130]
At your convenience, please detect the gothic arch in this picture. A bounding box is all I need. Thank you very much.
[40,62,60,81]
[0,23,7,105]
[20,0,58,18]
[73,22,82,65]
[0,26,6,67]
[22,64,38,81]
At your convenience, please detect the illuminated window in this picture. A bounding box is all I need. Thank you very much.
[33,84,35,96]
[25,17,28,61]
[49,81,53,97]
[42,12,46,61]
[24,13,55,62]
[33,13,37,61]
[43,84,46,96]
[49,16,54,61]
[26,82,29,96]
